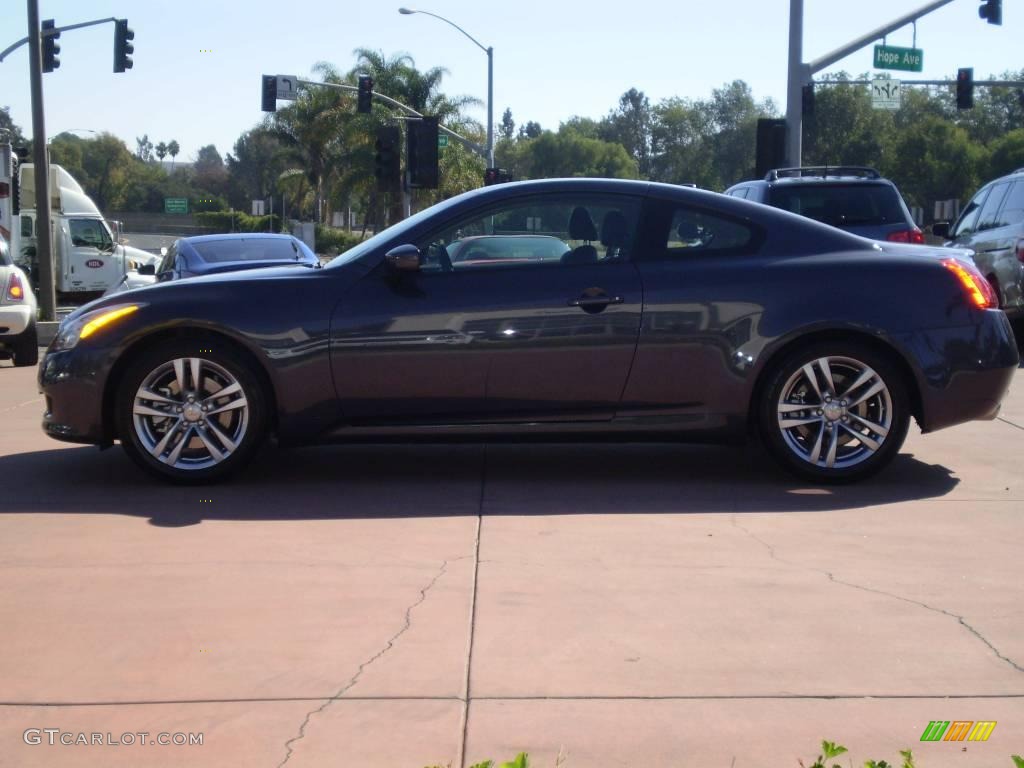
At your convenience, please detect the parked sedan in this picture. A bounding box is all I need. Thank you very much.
[40,179,1018,484]
[104,233,319,295]
[0,238,38,367]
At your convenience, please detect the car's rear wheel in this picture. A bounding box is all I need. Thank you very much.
[760,342,909,483]
[12,321,39,367]
[115,342,267,483]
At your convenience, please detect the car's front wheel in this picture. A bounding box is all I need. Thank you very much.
[115,342,267,482]
[760,342,910,483]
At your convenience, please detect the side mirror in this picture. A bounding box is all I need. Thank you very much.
[931,222,950,239]
[138,263,156,276]
[157,270,174,282]
[385,244,422,272]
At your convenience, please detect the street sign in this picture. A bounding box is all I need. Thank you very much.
[276,75,298,100]
[438,134,448,148]
[871,78,902,110]
[874,45,923,72]
[164,197,188,214]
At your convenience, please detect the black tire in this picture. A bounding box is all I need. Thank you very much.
[12,321,39,367]
[115,340,268,483]
[759,341,910,483]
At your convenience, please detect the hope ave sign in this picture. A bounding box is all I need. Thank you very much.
[874,45,923,73]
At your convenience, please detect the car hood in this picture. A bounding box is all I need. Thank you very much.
[120,244,161,267]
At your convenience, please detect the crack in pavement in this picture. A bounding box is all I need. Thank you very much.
[729,515,1024,675]
[276,558,453,768]
[997,416,1024,432]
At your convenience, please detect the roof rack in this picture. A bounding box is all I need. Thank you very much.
[765,166,881,182]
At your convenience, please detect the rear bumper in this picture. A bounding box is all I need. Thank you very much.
[0,304,33,340]
[898,310,1019,433]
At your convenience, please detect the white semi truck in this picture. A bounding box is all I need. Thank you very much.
[0,144,158,300]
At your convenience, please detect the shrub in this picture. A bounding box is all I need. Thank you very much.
[194,211,280,233]
[315,225,365,255]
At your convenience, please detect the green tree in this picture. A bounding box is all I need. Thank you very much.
[135,134,154,162]
[516,129,638,179]
[988,128,1024,178]
[167,140,180,170]
[1,106,26,146]
[600,88,654,176]
[884,115,985,210]
[650,97,715,187]
[155,142,168,163]
[499,108,515,141]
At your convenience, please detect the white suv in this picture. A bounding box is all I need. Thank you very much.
[0,238,38,367]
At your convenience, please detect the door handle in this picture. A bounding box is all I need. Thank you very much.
[568,294,624,309]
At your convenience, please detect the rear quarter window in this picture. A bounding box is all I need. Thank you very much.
[994,180,1024,229]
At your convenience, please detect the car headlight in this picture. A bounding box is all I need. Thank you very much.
[52,304,142,351]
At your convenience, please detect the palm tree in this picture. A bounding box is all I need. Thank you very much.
[167,140,180,170]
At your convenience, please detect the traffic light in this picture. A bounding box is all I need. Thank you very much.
[483,168,512,186]
[979,0,1002,25]
[957,67,974,110]
[261,75,277,112]
[407,116,439,189]
[42,19,60,73]
[374,125,401,192]
[113,19,134,73]
[802,83,815,117]
[11,147,28,215]
[755,118,787,178]
[358,75,374,114]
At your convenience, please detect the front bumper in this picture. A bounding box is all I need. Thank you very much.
[39,345,113,445]
[898,310,1019,433]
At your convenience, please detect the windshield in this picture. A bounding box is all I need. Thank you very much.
[190,237,311,263]
[324,194,469,269]
[770,183,906,227]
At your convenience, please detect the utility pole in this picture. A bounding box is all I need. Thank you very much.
[26,0,56,321]
[786,0,957,168]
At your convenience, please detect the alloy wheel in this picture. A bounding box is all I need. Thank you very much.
[775,355,894,470]
[131,357,250,471]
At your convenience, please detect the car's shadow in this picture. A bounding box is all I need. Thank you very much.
[0,440,959,526]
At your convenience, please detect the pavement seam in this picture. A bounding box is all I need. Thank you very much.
[730,515,1024,675]
[275,558,453,768]
[457,444,486,768]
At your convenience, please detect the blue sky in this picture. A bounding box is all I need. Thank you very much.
[1,0,1017,162]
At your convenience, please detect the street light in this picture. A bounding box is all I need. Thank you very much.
[398,7,494,168]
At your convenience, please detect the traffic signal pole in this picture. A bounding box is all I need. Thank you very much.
[786,0,956,167]
[26,0,56,321]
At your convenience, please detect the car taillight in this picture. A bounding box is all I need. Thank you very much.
[887,228,925,244]
[942,258,997,309]
[6,271,26,302]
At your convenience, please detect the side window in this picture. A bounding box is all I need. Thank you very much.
[729,188,749,199]
[976,182,1011,232]
[417,195,639,272]
[952,188,989,238]
[69,219,113,250]
[994,180,1024,229]
[665,207,757,256]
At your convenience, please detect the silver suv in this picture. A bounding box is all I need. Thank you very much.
[934,168,1024,319]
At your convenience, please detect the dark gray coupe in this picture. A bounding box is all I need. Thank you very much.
[39,179,1018,483]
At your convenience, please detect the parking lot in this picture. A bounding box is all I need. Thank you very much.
[1,351,1022,767]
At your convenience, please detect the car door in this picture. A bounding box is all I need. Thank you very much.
[330,192,644,424]
[963,181,1014,298]
[66,217,120,292]
[983,179,1024,312]
[622,195,766,423]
